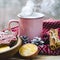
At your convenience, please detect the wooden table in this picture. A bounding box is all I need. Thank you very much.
[6,55,60,60]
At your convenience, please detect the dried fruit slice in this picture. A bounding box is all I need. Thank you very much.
[19,43,38,58]
[0,46,10,53]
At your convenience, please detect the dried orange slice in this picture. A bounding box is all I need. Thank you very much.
[0,46,10,53]
[19,43,38,58]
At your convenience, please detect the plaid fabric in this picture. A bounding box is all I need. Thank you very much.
[43,18,60,29]
[38,45,60,55]
[40,18,60,55]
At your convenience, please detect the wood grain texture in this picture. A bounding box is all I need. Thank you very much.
[6,55,60,60]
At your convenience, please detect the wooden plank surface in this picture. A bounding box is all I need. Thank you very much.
[6,55,60,60]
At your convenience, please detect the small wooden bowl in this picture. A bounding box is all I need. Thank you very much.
[0,37,22,59]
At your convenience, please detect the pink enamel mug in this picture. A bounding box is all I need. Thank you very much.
[8,12,45,39]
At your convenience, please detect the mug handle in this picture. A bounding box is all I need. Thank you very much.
[8,19,20,36]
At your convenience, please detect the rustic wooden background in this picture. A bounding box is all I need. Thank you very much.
[0,0,60,30]
[0,0,41,30]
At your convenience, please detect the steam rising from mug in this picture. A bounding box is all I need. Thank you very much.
[19,0,60,18]
[20,0,35,17]
[40,0,60,18]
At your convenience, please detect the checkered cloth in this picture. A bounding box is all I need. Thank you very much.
[40,18,60,55]
[38,45,60,55]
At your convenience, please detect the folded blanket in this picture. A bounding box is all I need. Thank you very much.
[40,18,60,55]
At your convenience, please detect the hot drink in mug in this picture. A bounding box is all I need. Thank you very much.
[8,12,45,39]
